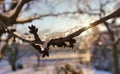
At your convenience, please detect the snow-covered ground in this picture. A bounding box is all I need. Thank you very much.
[0,59,112,74]
[10,68,112,74]
[0,51,112,74]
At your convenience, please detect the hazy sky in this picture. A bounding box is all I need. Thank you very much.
[10,0,117,38]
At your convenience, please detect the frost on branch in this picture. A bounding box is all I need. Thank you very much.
[28,25,49,57]
[48,38,76,49]
[28,25,76,57]
[31,43,49,57]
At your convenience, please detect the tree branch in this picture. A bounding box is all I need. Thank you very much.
[15,11,100,24]
[10,0,32,21]
[1,8,120,57]
[9,8,120,57]
[47,8,120,47]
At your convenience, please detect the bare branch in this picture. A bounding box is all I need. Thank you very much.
[15,0,116,24]
[1,8,120,57]
[7,30,36,44]
[10,0,32,21]
[47,8,120,47]
[0,0,32,26]
[15,10,100,24]
[8,8,120,57]
[15,11,78,23]
[28,25,44,44]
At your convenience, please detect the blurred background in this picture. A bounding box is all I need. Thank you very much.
[0,0,120,74]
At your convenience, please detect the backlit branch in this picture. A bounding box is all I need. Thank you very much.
[9,8,120,57]
[30,8,120,57]
[2,8,120,57]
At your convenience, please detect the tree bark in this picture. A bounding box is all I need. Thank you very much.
[104,22,120,74]
[11,64,16,71]
[112,44,119,74]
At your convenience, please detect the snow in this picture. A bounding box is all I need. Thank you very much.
[11,68,35,74]
[0,67,112,74]
[0,52,112,74]
[0,59,112,74]
[7,68,112,74]
[82,68,112,74]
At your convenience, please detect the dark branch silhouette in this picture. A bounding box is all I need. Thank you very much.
[6,8,120,57]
